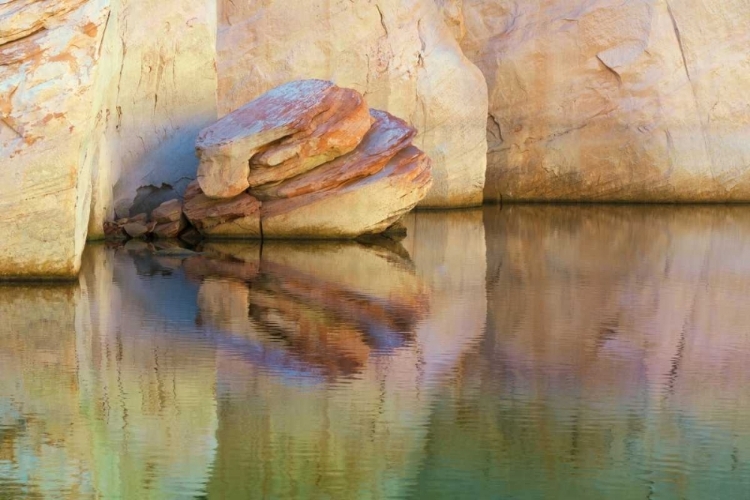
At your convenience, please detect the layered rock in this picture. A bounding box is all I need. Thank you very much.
[444,0,750,202]
[217,0,487,207]
[251,110,416,201]
[149,199,186,238]
[262,145,432,238]
[196,80,372,198]
[195,80,433,240]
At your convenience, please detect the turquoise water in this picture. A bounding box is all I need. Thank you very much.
[2,205,750,499]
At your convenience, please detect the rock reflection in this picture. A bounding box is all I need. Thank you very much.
[186,241,430,380]
[0,211,488,499]
[7,205,750,498]
[204,218,487,499]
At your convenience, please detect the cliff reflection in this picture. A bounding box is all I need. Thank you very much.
[8,205,750,498]
[413,205,750,499]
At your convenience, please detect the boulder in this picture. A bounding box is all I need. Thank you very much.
[248,87,373,187]
[262,145,432,239]
[183,182,261,238]
[196,80,372,199]
[153,219,187,239]
[151,199,184,224]
[123,222,151,239]
[446,0,750,202]
[192,80,432,240]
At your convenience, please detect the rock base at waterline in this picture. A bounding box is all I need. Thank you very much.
[105,80,433,241]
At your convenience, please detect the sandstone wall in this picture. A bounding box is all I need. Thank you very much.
[217,0,488,208]
[0,0,217,276]
[106,0,217,222]
[0,0,112,278]
[445,0,750,202]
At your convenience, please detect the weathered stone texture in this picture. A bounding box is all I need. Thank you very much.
[196,81,433,240]
[183,181,262,238]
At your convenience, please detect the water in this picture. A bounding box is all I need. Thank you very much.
[2,205,750,499]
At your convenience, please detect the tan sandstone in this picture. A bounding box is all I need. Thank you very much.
[262,146,432,239]
[251,110,416,201]
[151,199,183,223]
[104,0,218,220]
[445,0,750,202]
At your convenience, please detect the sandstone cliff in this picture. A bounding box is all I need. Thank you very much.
[4,0,750,278]
[444,0,750,202]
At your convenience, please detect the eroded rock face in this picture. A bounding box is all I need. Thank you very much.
[262,146,432,239]
[106,0,218,220]
[151,199,183,224]
[218,0,487,207]
[444,0,750,202]
[248,87,373,188]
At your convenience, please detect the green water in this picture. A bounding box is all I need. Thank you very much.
[2,206,750,499]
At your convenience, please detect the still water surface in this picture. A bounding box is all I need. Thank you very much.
[2,206,750,499]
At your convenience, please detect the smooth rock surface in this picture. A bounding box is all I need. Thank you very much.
[447,0,750,202]
[217,0,487,207]
[262,146,432,239]
[105,0,218,219]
